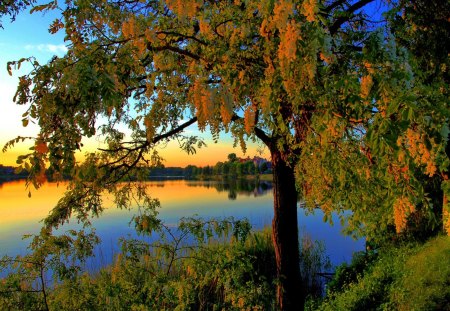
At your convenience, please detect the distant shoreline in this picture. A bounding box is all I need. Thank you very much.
[0,165,27,183]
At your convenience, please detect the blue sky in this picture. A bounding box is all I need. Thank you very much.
[0,6,68,165]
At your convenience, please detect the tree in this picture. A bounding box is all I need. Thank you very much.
[6,0,449,309]
[213,161,224,175]
[227,153,238,163]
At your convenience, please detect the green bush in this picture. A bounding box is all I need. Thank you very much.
[315,236,450,311]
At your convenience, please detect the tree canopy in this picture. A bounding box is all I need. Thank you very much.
[3,0,449,309]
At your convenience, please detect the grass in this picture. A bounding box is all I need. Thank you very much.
[314,235,450,311]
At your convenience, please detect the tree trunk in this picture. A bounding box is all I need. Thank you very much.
[271,149,304,310]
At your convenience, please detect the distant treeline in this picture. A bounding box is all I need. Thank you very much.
[0,154,270,182]
[149,153,271,178]
[0,165,28,182]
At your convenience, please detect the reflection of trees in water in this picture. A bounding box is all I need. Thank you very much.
[145,178,273,200]
[209,179,273,200]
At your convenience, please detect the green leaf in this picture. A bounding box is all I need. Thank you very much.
[440,124,450,142]
[6,62,12,76]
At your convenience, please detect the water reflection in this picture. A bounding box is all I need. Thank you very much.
[210,179,273,199]
[0,179,364,267]
[143,178,273,200]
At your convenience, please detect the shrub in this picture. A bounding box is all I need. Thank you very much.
[1,217,331,310]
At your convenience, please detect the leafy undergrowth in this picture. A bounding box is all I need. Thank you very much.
[0,218,330,311]
[312,235,450,311]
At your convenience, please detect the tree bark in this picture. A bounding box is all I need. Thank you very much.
[271,149,304,310]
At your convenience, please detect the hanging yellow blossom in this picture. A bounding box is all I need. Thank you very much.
[393,196,415,233]
[443,206,450,236]
[273,0,294,29]
[301,0,318,22]
[360,75,373,99]
[244,105,256,134]
[259,18,272,39]
[400,128,438,177]
[364,61,375,74]
[220,87,234,126]
[121,16,136,38]
[259,85,272,114]
[199,18,213,39]
[165,0,199,18]
[278,20,300,62]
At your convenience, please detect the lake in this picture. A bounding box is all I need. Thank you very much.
[0,179,364,268]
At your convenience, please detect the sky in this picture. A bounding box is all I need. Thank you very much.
[0,5,268,168]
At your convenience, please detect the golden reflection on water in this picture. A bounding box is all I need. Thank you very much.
[0,180,223,227]
[0,181,67,227]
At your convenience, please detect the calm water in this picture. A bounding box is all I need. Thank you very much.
[0,179,364,267]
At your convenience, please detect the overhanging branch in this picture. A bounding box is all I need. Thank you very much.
[147,44,201,61]
[329,0,375,35]
[152,116,198,144]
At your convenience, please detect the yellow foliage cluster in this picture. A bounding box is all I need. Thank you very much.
[319,52,333,64]
[393,196,415,233]
[398,128,437,176]
[199,17,214,40]
[443,192,450,236]
[273,0,294,30]
[220,87,234,126]
[165,0,200,18]
[278,21,301,67]
[144,28,156,43]
[191,80,215,130]
[443,208,450,236]
[121,16,136,38]
[360,75,373,99]
[301,0,318,22]
[258,85,272,114]
[364,61,375,74]
[244,105,256,134]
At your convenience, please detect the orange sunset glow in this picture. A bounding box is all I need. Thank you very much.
[1,131,269,168]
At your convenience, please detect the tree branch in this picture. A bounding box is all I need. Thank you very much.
[253,126,272,148]
[152,117,198,144]
[332,112,368,123]
[329,0,375,35]
[323,0,348,14]
[147,44,201,61]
